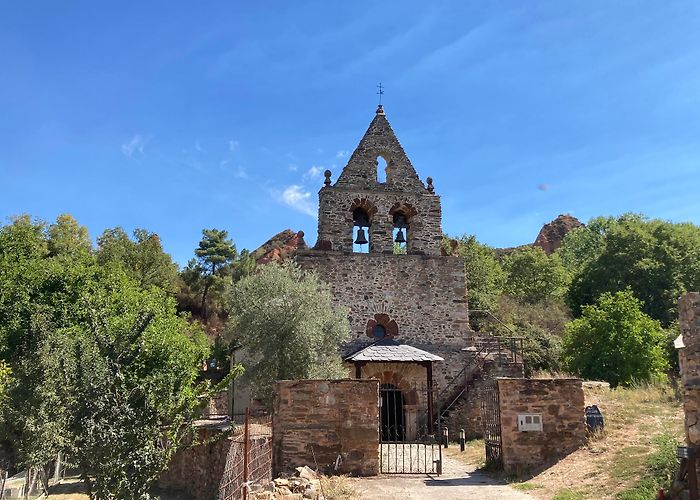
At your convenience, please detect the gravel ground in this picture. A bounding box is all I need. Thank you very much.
[349,453,535,500]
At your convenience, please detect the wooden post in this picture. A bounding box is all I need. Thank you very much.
[426,362,434,434]
[242,407,250,500]
[460,429,466,452]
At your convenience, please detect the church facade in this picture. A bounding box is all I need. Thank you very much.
[296,105,475,433]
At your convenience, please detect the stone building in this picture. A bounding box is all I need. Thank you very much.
[295,105,522,438]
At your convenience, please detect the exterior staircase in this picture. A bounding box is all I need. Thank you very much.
[435,310,525,435]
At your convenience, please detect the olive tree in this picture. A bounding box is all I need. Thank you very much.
[227,262,349,403]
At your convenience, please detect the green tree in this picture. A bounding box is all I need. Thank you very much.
[96,227,178,292]
[0,215,223,498]
[227,262,349,403]
[47,214,92,258]
[557,214,645,275]
[567,216,700,325]
[189,229,237,321]
[444,235,504,316]
[562,289,668,387]
[501,246,569,303]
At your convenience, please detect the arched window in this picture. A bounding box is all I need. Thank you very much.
[392,212,408,254]
[389,203,417,254]
[352,207,371,253]
[377,156,387,183]
[372,324,387,339]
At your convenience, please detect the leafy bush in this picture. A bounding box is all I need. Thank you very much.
[562,289,668,386]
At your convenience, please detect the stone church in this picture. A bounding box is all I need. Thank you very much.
[233,105,521,439]
[294,105,522,439]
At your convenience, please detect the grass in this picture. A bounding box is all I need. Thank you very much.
[552,489,587,500]
[532,381,683,500]
[512,482,542,491]
[319,475,358,500]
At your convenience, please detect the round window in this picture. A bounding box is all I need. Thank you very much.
[373,324,386,339]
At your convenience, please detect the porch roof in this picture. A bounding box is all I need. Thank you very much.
[344,339,444,363]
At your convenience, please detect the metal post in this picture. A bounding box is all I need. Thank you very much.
[443,426,449,448]
[460,429,465,452]
[242,407,250,500]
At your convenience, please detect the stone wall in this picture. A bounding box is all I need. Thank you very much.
[315,187,443,256]
[680,292,700,447]
[158,426,231,500]
[272,379,379,476]
[498,378,586,475]
[447,361,524,439]
[296,251,469,393]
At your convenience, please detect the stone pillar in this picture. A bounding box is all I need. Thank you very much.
[680,293,700,447]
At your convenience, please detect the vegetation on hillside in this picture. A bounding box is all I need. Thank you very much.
[0,215,235,498]
[447,213,699,383]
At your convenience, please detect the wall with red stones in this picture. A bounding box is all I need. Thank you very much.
[498,378,586,475]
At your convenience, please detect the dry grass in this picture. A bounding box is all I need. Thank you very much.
[319,474,359,500]
[526,381,683,499]
[443,438,487,468]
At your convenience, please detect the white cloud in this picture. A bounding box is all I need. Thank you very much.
[121,134,147,157]
[303,165,324,181]
[288,163,298,172]
[336,149,349,158]
[277,185,317,218]
[229,140,239,152]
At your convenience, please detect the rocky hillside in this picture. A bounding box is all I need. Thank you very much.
[533,214,583,255]
[251,229,307,265]
[254,215,582,263]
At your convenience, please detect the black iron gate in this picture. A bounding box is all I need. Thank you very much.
[379,383,442,475]
[480,380,502,466]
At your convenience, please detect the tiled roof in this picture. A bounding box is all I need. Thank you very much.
[344,339,444,363]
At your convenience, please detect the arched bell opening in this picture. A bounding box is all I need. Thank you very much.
[352,207,371,253]
[380,383,405,442]
[350,198,378,253]
[389,203,418,255]
[392,212,408,254]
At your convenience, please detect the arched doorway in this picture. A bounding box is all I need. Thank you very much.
[380,383,405,441]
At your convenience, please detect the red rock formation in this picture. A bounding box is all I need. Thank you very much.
[252,229,307,265]
[533,214,583,255]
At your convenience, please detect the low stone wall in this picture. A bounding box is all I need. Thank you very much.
[680,293,700,447]
[158,426,231,500]
[273,379,379,476]
[498,378,586,475]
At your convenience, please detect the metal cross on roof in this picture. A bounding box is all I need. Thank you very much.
[377,82,384,105]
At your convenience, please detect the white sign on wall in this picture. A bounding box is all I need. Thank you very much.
[517,413,543,432]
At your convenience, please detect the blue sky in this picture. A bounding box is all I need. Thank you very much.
[2,2,700,266]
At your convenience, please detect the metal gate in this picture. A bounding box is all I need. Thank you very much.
[480,380,502,467]
[379,383,442,475]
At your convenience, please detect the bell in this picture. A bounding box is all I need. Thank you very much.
[394,228,406,244]
[354,228,368,245]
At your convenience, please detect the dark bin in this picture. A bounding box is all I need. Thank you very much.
[585,405,604,433]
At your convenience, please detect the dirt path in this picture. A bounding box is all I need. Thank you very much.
[348,453,534,500]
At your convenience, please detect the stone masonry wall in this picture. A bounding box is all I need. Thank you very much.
[316,187,442,256]
[296,251,470,393]
[272,379,379,476]
[680,292,700,447]
[158,427,230,500]
[498,378,586,475]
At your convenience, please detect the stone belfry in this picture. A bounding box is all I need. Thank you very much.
[315,105,443,256]
[297,104,471,396]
